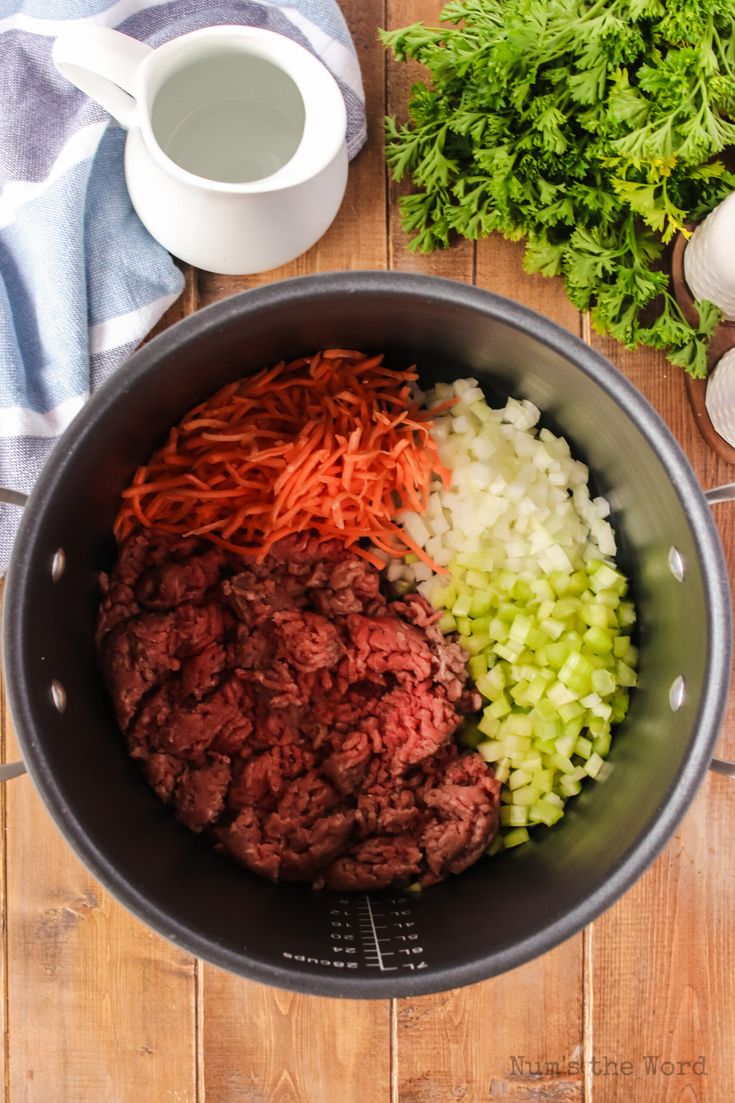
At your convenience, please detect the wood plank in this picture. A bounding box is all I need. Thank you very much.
[386,2,585,1099]
[202,981,390,1103]
[2,713,198,1103]
[197,4,392,1102]
[476,235,581,337]
[2,261,199,1103]
[385,0,474,281]
[0,616,8,1102]
[587,337,735,1103]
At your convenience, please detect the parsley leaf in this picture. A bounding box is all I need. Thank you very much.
[382,0,735,375]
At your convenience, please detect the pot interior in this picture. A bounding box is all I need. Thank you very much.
[5,274,730,996]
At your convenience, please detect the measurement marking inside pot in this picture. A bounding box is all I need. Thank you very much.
[359,895,398,972]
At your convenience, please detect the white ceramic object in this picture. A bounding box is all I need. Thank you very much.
[52,26,348,275]
[706,347,735,445]
[683,191,735,320]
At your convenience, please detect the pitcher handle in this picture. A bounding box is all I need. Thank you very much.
[52,27,152,129]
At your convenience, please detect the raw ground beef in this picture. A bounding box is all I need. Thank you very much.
[97,531,501,890]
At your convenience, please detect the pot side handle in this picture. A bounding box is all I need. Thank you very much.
[0,489,28,781]
[705,483,735,778]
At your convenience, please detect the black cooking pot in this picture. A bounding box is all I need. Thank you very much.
[3,271,733,998]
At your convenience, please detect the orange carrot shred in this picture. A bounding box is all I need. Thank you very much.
[114,350,447,570]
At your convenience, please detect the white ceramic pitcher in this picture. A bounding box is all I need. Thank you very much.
[52,25,348,274]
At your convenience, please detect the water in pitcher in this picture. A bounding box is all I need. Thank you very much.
[151,52,306,184]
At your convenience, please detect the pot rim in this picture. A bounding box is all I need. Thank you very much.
[4,270,731,998]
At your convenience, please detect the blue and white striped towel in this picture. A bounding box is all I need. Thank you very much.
[0,0,366,572]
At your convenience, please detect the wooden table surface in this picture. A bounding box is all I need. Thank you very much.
[2,3,735,1100]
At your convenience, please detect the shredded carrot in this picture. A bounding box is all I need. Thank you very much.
[114,350,451,569]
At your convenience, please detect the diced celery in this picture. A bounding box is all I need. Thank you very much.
[585,752,604,778]
[582,603,612,629]
[498,600,520,622]
[575,735,592,759]
[591,700,613,721]
[540,617,565,640]
[529,799,564,826]
[452,593,472,616]
[488,617,510,642]
[589,563,625,594]
[509,681,531,706]
[562,716,584,740]
[460,633,490,656]
[511,784,539,806]
[558,775,582,797]
[522,630,541,654]
[488,693,512,719]
[470,614,493,635]
[555,731,578,758]
[593,729,611,756]
[501,804,529,827]
[476,666,506,700]
[478,739,505,762]
[503,827,530,848]
[469,653,489,681]
[503,714,533,738]
[616,660,637,687]
[494,758,511,783]
[610,692,629,723]
[548,572,571,596]
[568,570,590,595]
[553,597,581,620]
[534,698,559,721]
[532,767,554,792]
[496,569,517,594]
[545,641,571,669]
[456,548,490,570]
[494,641,524,662]
[520,754,543,773]
[583,626,614,655]
[466,569,492,590]
[503,734,532,757]
[592,668,617,696]
[470,592,495,618]
[438,611,457,633]
[456,616,472,636]
[508,768,530,791]
[617,601,636,627]
[512,578,535,602]
[509,615,533,644]
[534,723,561,747]
[550,751,576,775]
[558,700,584,723]
[530,580,555,601]
[526,671,552,705]
[478,711,501,739]
[430,583,455,611]
[595,588,621,608]
[547,681,578,706]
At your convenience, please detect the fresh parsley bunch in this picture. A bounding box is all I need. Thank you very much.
[382,0,735,376]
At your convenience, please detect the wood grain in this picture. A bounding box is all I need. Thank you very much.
[386,5,585,1101]
[3,2,735,1100]
[586,337,735,1103]
[2,698,197,1103]
[196,3,392,1101]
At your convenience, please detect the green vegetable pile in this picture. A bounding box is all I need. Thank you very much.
[382,0,735,376]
